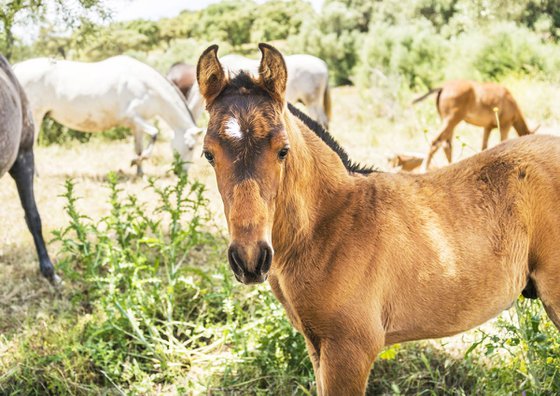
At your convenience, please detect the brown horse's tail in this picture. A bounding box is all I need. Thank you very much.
[323,83,332,123]
[412,87,442,105]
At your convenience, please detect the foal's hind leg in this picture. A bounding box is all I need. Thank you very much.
[9,149,60,285]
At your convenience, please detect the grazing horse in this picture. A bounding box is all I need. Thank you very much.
[388,152,425,172]
[413,80,536,170]
[0,55,59,284]
[188,52,331,128]
[14,56,201,175]
[167,62,196,100]
[197,44,560,395]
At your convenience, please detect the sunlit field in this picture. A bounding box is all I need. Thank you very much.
[3,0,560,394]
[3,82,560,394]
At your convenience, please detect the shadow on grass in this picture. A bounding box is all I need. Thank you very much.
[367,342,491,395]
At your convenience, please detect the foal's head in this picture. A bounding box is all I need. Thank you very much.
[197,44,289,284]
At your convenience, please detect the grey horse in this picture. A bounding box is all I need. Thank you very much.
[0,54,59,284]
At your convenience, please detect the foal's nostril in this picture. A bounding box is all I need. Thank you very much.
[256,243,273,274]
[228,245,244,274]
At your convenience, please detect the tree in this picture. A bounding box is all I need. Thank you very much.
[0,0,108,60]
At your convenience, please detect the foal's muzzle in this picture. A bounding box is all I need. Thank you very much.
[228,241,273,284]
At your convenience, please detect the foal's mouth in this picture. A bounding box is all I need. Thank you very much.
[233,272,269,285]
[228,241,273,285]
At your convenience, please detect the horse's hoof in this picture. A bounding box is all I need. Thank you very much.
[50,273,62,287]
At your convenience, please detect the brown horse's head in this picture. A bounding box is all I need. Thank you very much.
[197,43,289,284]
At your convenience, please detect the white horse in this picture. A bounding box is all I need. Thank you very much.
[14,56,202,175]
[187,53,332,128]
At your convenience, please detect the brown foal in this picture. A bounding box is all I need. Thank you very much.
[414,80,536,170]
[197,44,560,395]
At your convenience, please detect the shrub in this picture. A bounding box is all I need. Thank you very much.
[289,2,362,85]
[250,0,313,43]
[37,116,129,146]
[193,1,255,48]
[469,22,554,80]
[355,21,449,89]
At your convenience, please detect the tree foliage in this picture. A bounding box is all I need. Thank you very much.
[9,0,560,87]
[0,0,107,59]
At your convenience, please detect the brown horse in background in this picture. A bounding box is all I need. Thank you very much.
[167,62,196,99]
[197,44,560,395]
[414,80,536,170]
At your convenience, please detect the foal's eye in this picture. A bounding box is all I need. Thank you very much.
[203,151,215,164]
[278,146,290,160]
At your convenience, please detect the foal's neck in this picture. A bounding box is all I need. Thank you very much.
[272,111,355,266]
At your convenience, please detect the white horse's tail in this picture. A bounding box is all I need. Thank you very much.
[323,83,332,123]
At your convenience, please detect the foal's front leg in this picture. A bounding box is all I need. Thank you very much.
[304,337,323,395]
[319,334,382,395]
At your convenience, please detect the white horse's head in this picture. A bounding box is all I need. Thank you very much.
[172,126,204,172]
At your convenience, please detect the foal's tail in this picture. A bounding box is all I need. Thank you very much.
[323,83,332,123]
[412,87,442,105]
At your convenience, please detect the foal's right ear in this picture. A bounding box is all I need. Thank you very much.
[257,43,287,105]
[197,45,227,106]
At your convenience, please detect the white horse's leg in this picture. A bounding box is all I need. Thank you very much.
[31,108,47,177]
[131,127,144,176]
[31,108,46,142]
[130,115,159,176]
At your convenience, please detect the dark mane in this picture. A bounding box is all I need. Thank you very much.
[287,103,377,175]
[224,71,265,95]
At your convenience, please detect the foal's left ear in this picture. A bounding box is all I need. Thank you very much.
[257,43,287,104]
[197,44,227,107]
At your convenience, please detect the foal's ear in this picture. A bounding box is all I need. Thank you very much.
[197,45,227,106]
[257,43,287,104]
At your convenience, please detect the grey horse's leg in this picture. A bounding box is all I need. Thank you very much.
[9,149,60,285]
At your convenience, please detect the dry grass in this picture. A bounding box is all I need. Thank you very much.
[2,81,560,367]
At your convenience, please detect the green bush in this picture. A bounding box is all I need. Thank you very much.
[289,1,363,85]
[355,21,449,89]
[469,23,554,80]
[250,0,313,43]
[37,116,129,146]
[193,1,255,48]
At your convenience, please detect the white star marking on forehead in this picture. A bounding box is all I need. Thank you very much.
[225,117,243,140]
